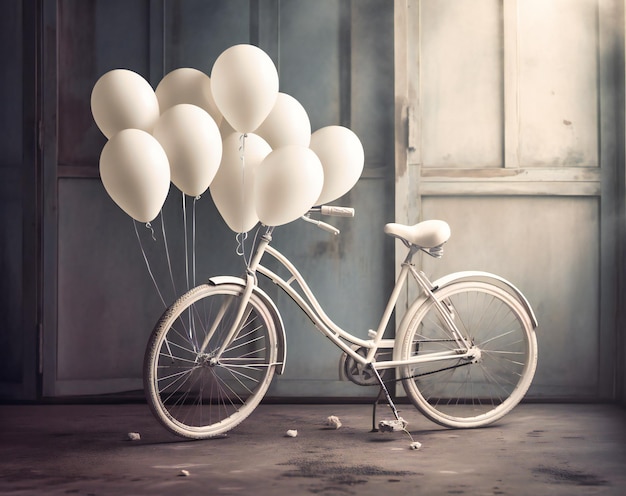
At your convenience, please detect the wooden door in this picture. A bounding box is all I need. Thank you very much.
[41,0,396,398]
[394,0,622,399]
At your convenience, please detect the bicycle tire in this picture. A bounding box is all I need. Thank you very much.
[144,283,278,439]
[399,281,537,428]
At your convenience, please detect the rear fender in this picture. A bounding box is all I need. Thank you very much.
[393,271,537,362]
[431,271,538,328]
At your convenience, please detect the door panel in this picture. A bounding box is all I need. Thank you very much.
[421,196,600,398]
[518,0,599,166]
[57,0,151,169]
[55,179,241,395]
[420,0,503,167]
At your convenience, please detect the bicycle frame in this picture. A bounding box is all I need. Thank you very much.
[212,226,476,372]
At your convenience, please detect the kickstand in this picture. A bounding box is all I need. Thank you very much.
[368,364,402,423]
[371,387,385,432]
[369,364,421,449]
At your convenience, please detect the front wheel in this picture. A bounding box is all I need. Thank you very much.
[399,281,537,428]
[144,283,279,439]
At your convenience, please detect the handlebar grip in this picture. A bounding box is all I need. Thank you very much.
[320,206,355,217]
[317,221,340,235]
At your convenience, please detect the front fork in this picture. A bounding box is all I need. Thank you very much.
[197,272,256,362]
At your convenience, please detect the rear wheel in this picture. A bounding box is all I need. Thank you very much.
[399,281,537,428]
[144,283,278,439]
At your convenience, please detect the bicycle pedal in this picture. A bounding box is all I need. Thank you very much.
[378,418,407,433]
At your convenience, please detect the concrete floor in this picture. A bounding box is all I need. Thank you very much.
[0,402,624,495]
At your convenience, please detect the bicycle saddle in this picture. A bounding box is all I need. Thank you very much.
[384,220,451,248]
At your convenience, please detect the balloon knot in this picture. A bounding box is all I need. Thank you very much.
[145,222,156,241]
[236,231,248,257]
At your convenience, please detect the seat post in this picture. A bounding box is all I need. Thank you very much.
[402,244,420,265]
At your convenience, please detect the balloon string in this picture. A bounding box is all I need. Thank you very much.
[160,209,177,298]
[236,133,248,262]
[181,193,196,349]
[192,195,200,288]
[182,192,190,291]
[134,219,167,308]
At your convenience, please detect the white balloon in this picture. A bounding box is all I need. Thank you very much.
[255,145,324,227]
[310,126,365,205]
[91,69,160,139]
[155,68,222,125]
[210,133,272,233]
[153,104,222,197]
[210,44,279,133]
[254,92,311,148]
[99,129,170,222]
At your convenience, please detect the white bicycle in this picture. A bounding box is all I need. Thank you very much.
[143,206,538,439]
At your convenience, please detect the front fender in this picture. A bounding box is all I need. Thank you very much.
[208,275,287,375]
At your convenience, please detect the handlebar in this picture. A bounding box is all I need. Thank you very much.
[301,205,355,235]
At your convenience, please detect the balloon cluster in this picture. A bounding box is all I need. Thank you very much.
[92,44,364,230]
